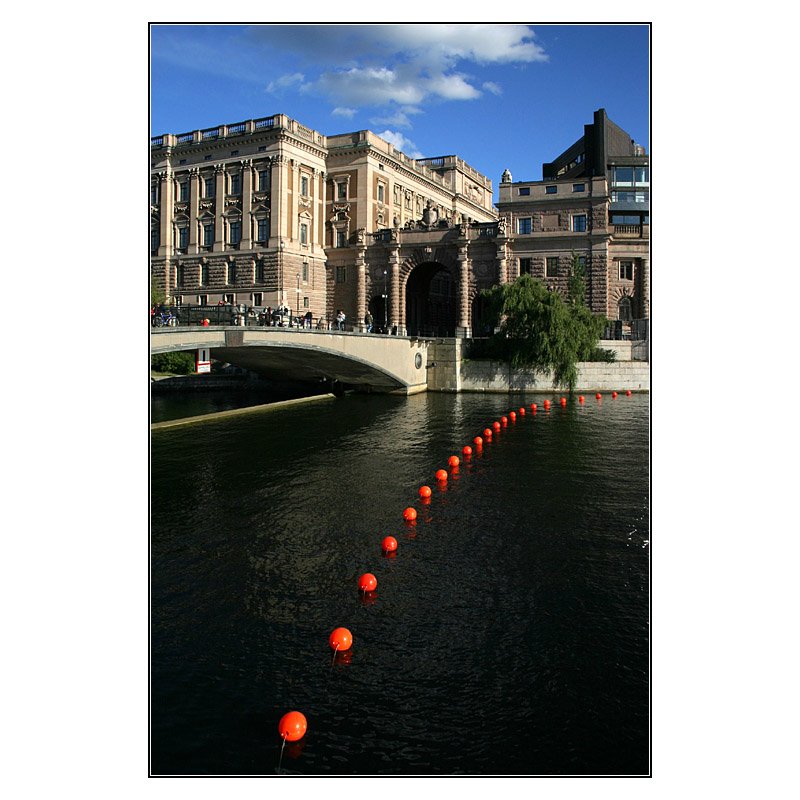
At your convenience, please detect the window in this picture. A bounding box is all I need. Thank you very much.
[612,191,648,204]
[612,167,634,186]
[618,296,633,321]
[256,262,265,282]
[204,177,214,198]
[518,187,530,196]
[336,266,347,283]
[223,293,235,304]
[519,258,532,275]
[228,263,237,285]
[336,231,347,248]
[619,260,634,281]
[151,184,158,205]
[303,297,309,309]
[179,181,189,201]
[572,183,585,193]
[302,262,309,282]
[203,223,214,247]
[301,175,310,197]
[300,223,308,246]
[151,228,159,253]
[178,227,188,250]
[200,264,209,285]
[230,150,239,157]
[258,170,269,191]
[257,218,268,242]
[337,182,346,200]
[576,256,587,269]
[545,185,557,194]
[229,220,241,246]
[611,214,642,225]
[572,214,587,232]
[230,173,241,194]
[546,257,558,278]
[179,159,187,165]
[394,185,400,205]
[377,183,385,203]
[253,293,263,306]
[177,265,186,286]
[518,217,532,234]
[634,166,649,185]
[198,294,208,305]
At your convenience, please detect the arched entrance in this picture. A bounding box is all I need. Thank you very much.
[405,262,456,337]
[471,294,492,337]
[368,294,388,333]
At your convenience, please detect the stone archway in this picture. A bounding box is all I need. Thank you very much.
[404,262,456,337]
[368,294,388,333]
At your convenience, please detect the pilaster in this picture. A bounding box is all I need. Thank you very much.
[188,168,199,254]
[213,165,225,252]
[241,159,253,250]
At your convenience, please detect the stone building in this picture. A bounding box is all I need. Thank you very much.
[150,107,648,335]
[497,108,649,322]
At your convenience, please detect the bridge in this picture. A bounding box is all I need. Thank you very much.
[150,326,432,393]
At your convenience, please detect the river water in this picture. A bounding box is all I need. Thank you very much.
[151,391,650,776]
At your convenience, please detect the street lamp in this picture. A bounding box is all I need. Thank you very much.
[383,269,388,332]
[296,273,301,328]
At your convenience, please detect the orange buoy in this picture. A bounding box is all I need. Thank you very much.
[509,411,516,422]
[501,415,508,425]
[278,711,307,742]
[579,395,585,403]
[543,400,551,409]
[435,468,448,481]
[596,392,602,400]
[419,485,432,499]
[530,403,538,412]
[382,536,398,553]
[626,390,632,396]
[518,407,525,416]
[473,436,483,447]
[329,627,353,651]
[612,391,618,399]
[358,573,377,592]
[448,455,460,467]
[462,445,473,456]
[492,421,501,431]
[403,507,417,521]
[483,428,492,439]
[560,397,567,407]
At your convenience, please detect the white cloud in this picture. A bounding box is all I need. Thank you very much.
[482,81,503,96]
[265,72,305,93]
[332,107,356,118]
[377,130,424,160]
[424,72,481,101]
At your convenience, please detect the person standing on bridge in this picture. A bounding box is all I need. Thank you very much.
[365,311,373,333]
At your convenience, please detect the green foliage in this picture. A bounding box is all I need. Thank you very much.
[151,274,166,307]
[567,251,587,307]
[151,351,195,375]
[481,273,606,391]
[588,347,616,363]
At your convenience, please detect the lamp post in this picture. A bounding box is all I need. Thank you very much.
[296,273,301,328]
[383,269,388,333]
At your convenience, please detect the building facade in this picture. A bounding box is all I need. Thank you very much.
[150,108,648,335]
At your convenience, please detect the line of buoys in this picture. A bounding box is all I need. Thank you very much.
[358,573,377,592]
[403,506,417,521]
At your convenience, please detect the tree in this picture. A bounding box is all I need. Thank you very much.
[481,272,606,392]
[151,273,166,307]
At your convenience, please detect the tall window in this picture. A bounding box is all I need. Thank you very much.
[151,184,159,205]
[258,170,269,191]
[618,296,633,321]
[336,266,347,283]
[228,262,237,285]
[519,258,532,275]
[253,293,263,306]
[257,218,268,242]
[619,260,634,280]
[177,265,185,286]
[178,227,188,250]
[572,214,587,232]
[300,223,308,245]
[229,220,241,246]
[302,262,309,282]
[301,175,309,196]
[336,231,346,248]
[518,217,532,234]
[151,228,159,252]
[179,181,189,201]
[337,182,347,200]
[203,223,214,247]
[377,183,385,203]
[546,257,558,278]
[230,173,241,194]
[200,264,209,285]
[256,262,265,282]
[204,177,214,198]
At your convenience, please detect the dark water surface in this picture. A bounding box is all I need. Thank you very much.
[151,392,649,775]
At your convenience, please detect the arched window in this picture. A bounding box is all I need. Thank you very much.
[618,296,633,321]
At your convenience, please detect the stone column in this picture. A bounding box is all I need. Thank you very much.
[640,257,650,318]
[240,159,252,251]
[496,238,508,284]
[157,170,174,302]
[270,155,287,246]
[213,165,225,252]
[188,168,199,255]
[289,161,299,244]
[389,244,401,333]
[456,239,471,338]
[355,238,367,331]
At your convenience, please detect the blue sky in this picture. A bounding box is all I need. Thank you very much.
[151,24,649,201]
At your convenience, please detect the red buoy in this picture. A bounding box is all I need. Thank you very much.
[462,445,473,456]
[419,485,432,499]
[358,573,377,592]
[509,411,516,422]
[435,468,448,482]
[519,407,525,416]
[612,391,618,399]
[543,400,551,409]
[579,395,585,403]
[596,393,602,400]
[473,436,483,447]
[483,428,492,439]
[329,627,353,651]
[403,507,417,521]
[448,455,460,467]
[530,403,537,412]
[278,711,307,742]
[560,397,567,407]
[382,536,398,553]
[626,390,632,396]
[492,421,501,431]
[501,416,508,425]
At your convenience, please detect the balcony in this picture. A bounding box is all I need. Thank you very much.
[612,224,649,238]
